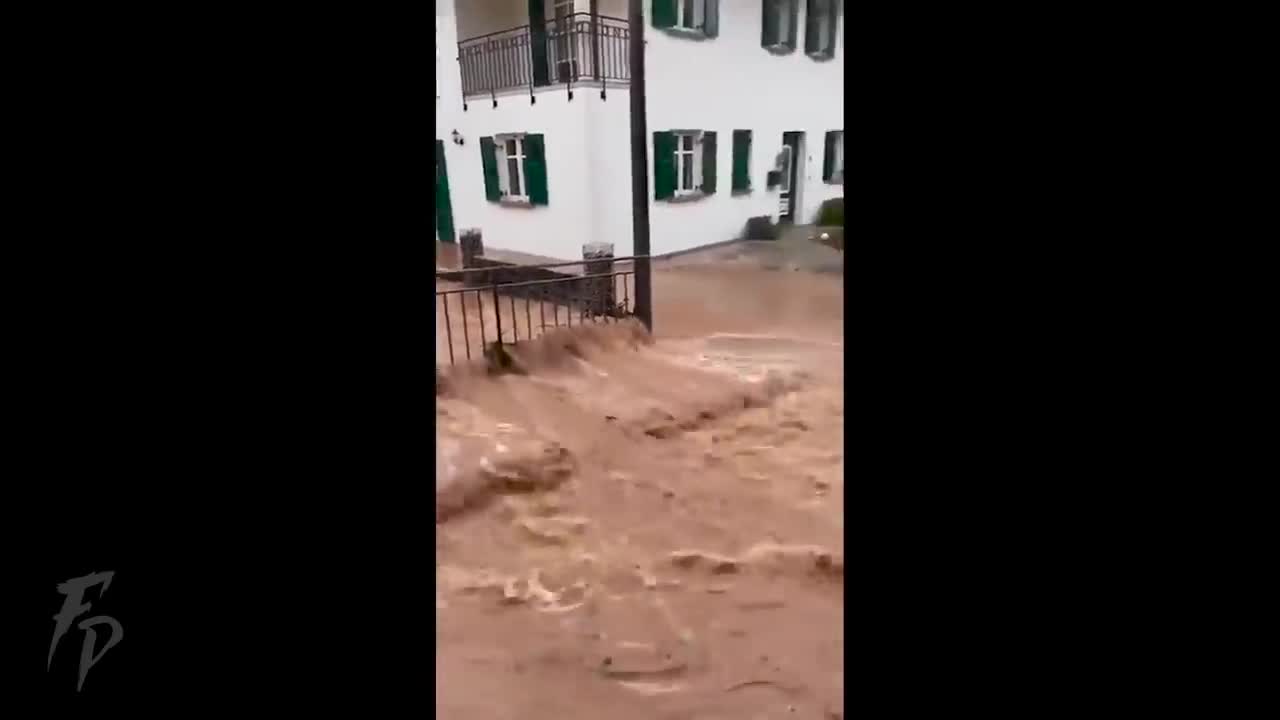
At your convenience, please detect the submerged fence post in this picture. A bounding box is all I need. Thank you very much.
[583,241,615,318]
[460,228,484,269]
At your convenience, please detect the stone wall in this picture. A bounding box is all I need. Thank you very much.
[435,236,626,317]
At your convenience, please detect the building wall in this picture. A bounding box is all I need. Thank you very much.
[441,0,628,261]
[439,1,844,261]
[455,0,530,41]
[641,1,844,255]
[456,0,626,39]
[449,92,596,262]
[438,1,460,246]
[597,0,627,18]
[585,85,635,257]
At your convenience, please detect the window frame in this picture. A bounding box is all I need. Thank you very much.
[496,133,529,202]
[806,0,837,58]
[778,145,794,193]
[767,0,794,50]
[814,4,831,54]
[551,0,578,79]
[673,131,703,196]
[762,0,799,52]
[675,0,705,31]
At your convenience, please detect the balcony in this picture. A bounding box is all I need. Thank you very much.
[457,13,630,99]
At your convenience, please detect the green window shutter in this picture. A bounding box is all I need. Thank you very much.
[703,0,719,37]
[822,131,836,183]
[731,129,751,192]
[786,0,799,49]
[435,140,455,242]
[825,1,838,58]
[653,131,676,200]
[652,0,676,29]
[480,136,500,202]
[761,0,779,47]
[524,134,549,205]
[805,0,822,55]
[701,131,717,195]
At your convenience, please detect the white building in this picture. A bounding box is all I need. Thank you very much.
[436,0,844,261]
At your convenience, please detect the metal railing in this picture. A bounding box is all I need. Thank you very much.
[436,258,643,368]
[457,13,630,98]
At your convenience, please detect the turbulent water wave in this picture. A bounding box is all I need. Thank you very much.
[436,320,844,719]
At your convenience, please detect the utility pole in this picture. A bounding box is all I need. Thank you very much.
[628,0,653,331]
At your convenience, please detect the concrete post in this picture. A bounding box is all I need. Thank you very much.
[460,228,485,287]
[582,241,615,317]
[460,228,484,267]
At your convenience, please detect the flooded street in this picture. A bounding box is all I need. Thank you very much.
[436,242,844,719]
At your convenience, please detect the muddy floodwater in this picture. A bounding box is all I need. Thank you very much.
[436,240,844,719]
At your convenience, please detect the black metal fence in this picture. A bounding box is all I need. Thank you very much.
[436,258,641,368]
[458,13,630,98]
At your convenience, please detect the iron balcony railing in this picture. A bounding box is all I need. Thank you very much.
[457,13,630,99]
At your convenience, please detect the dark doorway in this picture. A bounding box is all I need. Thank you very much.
[552,0,579,83]
[778,131,803,224]
[529,0,551,87]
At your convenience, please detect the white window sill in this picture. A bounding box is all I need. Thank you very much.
[667,190,709,204]
[731,187,753,196]
[661,26,712,40]
[806,50,836,61]
[764,43,796,56]
[499,197,534,208]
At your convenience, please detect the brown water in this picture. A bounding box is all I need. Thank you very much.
[436,255,844,719]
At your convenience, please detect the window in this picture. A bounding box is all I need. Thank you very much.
[677,0,702,30]
[676,133,698,194]
[652,0,720,38]
[823,130,844,185]
[653,130,717,201]
[762,0,798,51]
[805,0,838,58]
[480,133,549,206]
[500,136,527,199]
[552,0,577,82]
